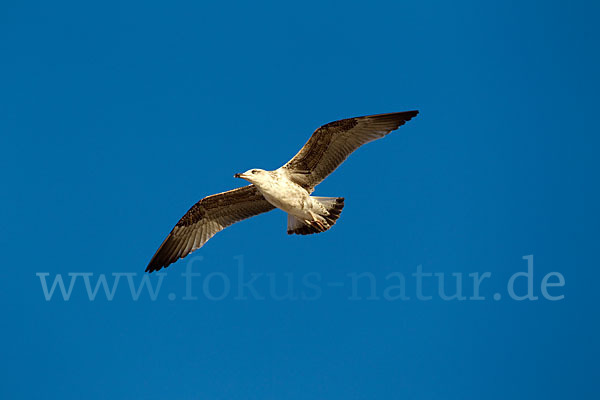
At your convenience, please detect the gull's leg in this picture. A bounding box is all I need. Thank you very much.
[308,210,327,231]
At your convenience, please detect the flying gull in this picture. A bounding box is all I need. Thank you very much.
[146,111,419,272]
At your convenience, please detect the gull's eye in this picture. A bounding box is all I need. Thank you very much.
[251,170,258,174]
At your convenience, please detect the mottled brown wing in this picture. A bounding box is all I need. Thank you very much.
[146,185,275,272]
[283,111,419,190]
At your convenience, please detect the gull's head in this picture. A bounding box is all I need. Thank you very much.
[234,168,270,184]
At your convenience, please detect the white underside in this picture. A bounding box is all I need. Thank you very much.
[260,184,326,221]
[251,170,327,222]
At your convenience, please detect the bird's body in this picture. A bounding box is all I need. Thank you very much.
[239,168,327,224]
[146,110,419,272]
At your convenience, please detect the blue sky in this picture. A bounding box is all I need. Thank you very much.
[1,1,598,399]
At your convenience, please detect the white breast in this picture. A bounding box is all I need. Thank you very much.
[254,172,311,214]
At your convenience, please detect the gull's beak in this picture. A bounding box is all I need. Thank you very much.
[234,173,242,178]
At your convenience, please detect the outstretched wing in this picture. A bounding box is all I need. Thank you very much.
[146,185,275,272]
[282,111,419,190]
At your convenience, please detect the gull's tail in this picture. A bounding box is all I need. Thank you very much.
[287,197,345,235]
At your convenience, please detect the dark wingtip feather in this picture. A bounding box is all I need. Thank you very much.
[146,256,166,273]
[145,232,174,273]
